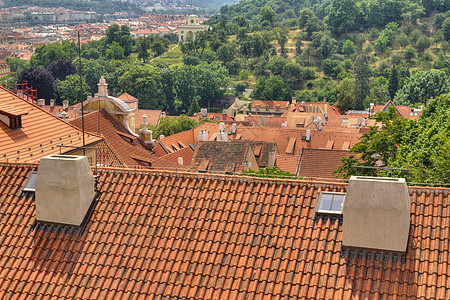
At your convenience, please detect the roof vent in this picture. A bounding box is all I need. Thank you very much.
[62,100,69,110]
[342,176,410,253]
[35,155,95,226]
[217,129,228,142]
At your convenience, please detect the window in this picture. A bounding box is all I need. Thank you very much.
[342,118,349,124]
[22,171,37,193]
[316,192,345,215]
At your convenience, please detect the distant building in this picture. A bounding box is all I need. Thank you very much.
[178,15,208,43]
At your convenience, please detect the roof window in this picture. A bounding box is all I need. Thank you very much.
[315,192,345,216]
[342,118,349,124]
[21,171,37,193]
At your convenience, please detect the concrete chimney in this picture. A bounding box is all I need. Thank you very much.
[50,99,55,108]
[342,176,410,253]
[37,99,45,106]
[291,97,297,107]
[231,123,237,134]
[97,76,108,97]
[35,155,95,226]
[306,130,311,142]
[178,157,183,165]
[219,122,225,132]
[268,150,276,168]
[161,112,166,118]
[142,114,148,127]
[62,100,69,110]
[217,130,228,142]
[198,130,208,142]
[200,108,207,117]
[139,128,153,145]
[159,134,165,140]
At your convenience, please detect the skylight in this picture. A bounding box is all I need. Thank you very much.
[22,171,37,193]
[316,192,345,215]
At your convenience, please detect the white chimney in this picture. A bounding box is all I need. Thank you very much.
[306,130,311,142]
[200,108,207,117]
[342,176,411,253]
[142,114,148,127]
[35,155,95,226]
[97,76,108,97]
[198,130,208,142]
[232,123,237,134]
[50,99,55,108]
[161,112,166,118]
[178,157,183,165]
[62,100,69,110]
[219,122,225,132]
[37,99,45,106]
[370,103,375,112]
[217,130,228,142]
[159,134,165,140]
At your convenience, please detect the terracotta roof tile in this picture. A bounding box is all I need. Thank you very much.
[298,148,352,179]
[0,87,102,163]
[70,110,153,167]
[275,154,300,174]
[1,163,450,298]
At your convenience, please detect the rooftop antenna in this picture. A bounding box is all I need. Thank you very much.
[77,31,86,155]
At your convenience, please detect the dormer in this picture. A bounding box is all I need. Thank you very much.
[0,102,28,129]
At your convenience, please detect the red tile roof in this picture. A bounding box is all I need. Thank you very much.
[275,154,299,174]
[298,148,352,179]
[70,110,154,167]
[0,87,102,163]
[134,109,161,131]
[153,145,194,167]
[251,100,289,109]
[1,162,450,299]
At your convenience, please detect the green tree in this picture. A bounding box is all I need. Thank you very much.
[353,54,371,110]
[275,27,289,54]
[404,45,416,60]
[148,115,200,138]
[260,6,275,25]
[57,74,92,105]
[328,0,359,35]
[341,40,356,55]
[187,98,201,116]
[136,36,151,63]
[388,65,399,99]
[106,41,125,60]
[250,75,293,101]
[30,42,72,68]
[394,70,450,106]
[335,77,356,111]
[416,36,431,52]
[394,33,409,50]
[119,65,166,109]
[443,17,450,41]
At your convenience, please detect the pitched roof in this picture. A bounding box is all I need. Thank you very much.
[251,100,289,109]
[1,162,450,299]
[0,87,102,163]
[153,145,194,167]
[70,110,154,167]
[117,92,137,103]
[191,141,250,173]
[298,148,352,179]
[134,109,161,130]
[275,154,300,174]
[246,141,276,168]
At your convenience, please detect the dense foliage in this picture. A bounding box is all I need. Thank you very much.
[336,93,450,184]
[241,167,296,179]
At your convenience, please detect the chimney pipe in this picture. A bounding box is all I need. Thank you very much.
[50,99,55,108]
[37,99,45,106]
[35,155,95,226]
[231,123,237,134]
[268,150,276,168]
[216,130,228,142]
[62,100,69,110]
[159,134,165,140]
[198,130,208,142]
[219,122,225,132]
[342,176,410,253]
[142,114,148,127]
